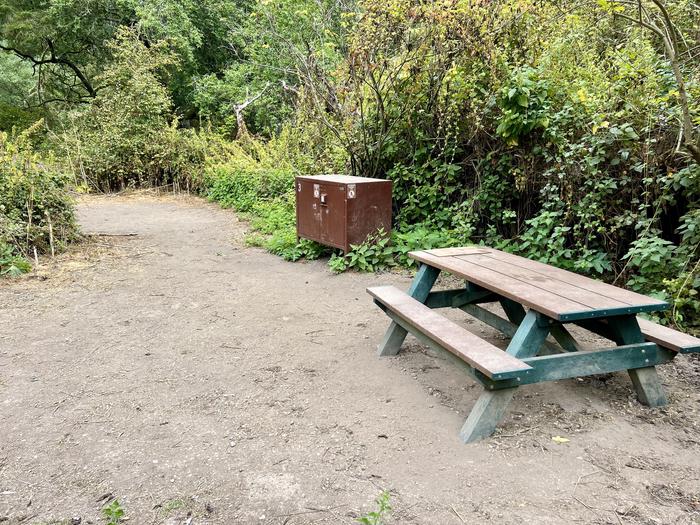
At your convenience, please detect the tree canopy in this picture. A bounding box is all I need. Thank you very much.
[0,0,249,107]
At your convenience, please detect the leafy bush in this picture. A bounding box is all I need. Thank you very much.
[0,126,77,275]
[391,226,461,267]
[203,146,330,262]
[59,27,206,191]
[328,226,461,273]
[0,102,42,134]
[0,243,31,276]
[328,231,395,273]
[496,67,552,146]
[206,166,293,212]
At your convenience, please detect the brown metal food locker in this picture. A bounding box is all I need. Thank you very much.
[295,175,393,253]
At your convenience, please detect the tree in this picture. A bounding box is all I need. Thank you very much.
[0,0,249,109]
[63,27,178,189]
[601,0,700,164]
[0,0,131,103]
[192,0,354,136]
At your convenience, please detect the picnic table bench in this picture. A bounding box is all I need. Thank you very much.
[368,247,700,443]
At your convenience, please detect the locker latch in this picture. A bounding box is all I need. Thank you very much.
[320,193,327,205]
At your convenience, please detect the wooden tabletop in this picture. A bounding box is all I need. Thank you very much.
[410,247,668,321]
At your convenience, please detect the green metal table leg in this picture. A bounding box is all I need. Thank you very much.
[377,264,440,357]
[502,296,581,353]
[549,324,583,352]
[459,388,517,442]
[499,297,526,324]
[608,315,667,407]
[460,310,550,443]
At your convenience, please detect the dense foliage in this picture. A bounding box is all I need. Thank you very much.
[0,0,248,109]
[56,28,208,191]
[200,0,700,332]
[0,126,77,274]
[0,0,697,331]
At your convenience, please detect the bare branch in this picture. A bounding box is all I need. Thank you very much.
[233,82,271,139]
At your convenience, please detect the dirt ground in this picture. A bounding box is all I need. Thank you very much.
[1,193,699,525]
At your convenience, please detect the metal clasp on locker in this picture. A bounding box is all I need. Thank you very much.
[313,184,320,198]
[320,193,327,205]
[347,184,356,199]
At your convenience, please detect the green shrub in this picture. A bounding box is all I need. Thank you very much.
[0,102,43,133]
[0,243,31,276]
[0,126,77,275]
[328,226,460,273]
[329,231,395,273]
[391,225,461,267]
[249,195,296,233]
[496,67,552,146]
[204,153,329,262]
[206,166,293,212]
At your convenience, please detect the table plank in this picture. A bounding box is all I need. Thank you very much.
[476,248,667,308]
[453,253,630,310]
[410,248,668,320]
[368,285,532,379]
[411,250,590,319]
[427,247,492,257]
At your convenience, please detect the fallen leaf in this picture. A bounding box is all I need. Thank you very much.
[552,436,570,444]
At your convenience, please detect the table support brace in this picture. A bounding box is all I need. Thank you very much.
[374,262,672,442]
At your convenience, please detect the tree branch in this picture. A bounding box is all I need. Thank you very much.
[613,0,700,164]
[0,42,97,99]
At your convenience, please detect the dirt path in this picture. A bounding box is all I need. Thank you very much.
[1,194,699,525]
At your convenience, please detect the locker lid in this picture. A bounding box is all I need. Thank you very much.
[296,174,390,184]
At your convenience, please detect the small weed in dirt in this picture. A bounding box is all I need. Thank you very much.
[358,491,392,525]
[161,498,185,513]
[102,499,125,524]
[153,498,187,516]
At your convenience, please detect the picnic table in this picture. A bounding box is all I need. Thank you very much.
[368,247,700,443]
